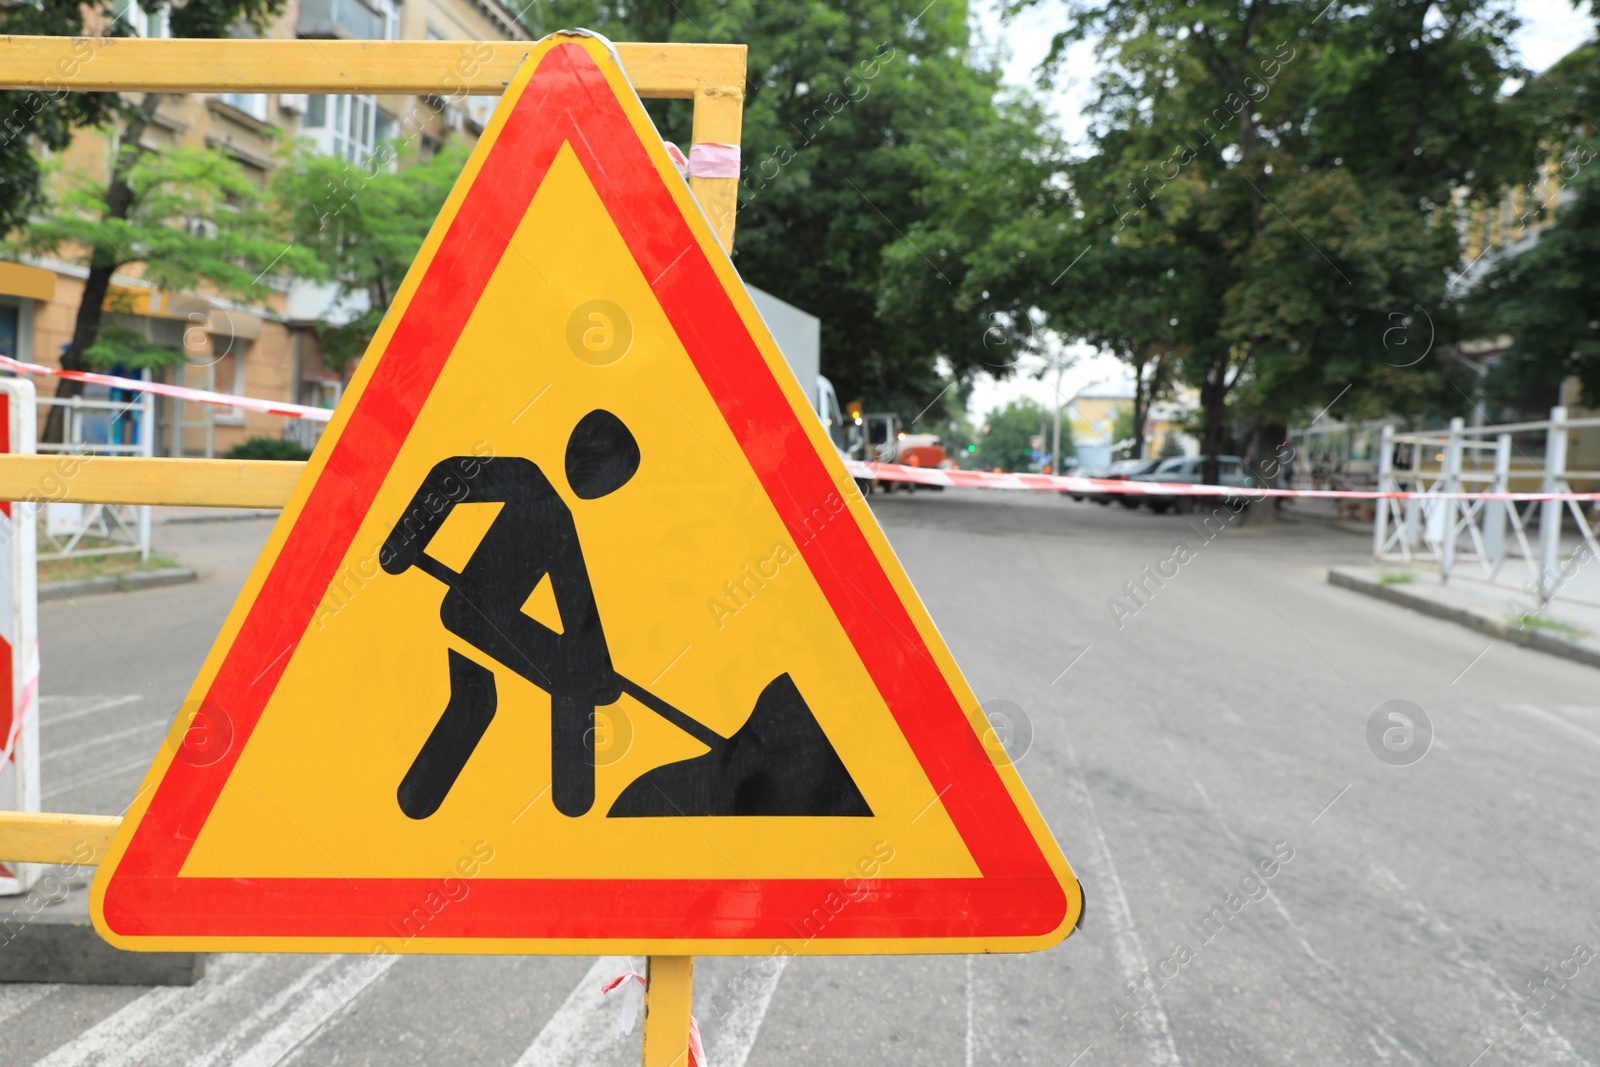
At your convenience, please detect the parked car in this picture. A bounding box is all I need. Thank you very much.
[1068,457,1165,505]
[1129,454,1255,512]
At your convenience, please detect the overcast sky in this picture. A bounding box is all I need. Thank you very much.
[959,0,1595,422]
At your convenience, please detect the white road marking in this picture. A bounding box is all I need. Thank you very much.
[39,695,142,728]
[33,954,262,1067]
[239,953,402,1067]
[964,955,976,1067]
[513,956,635,1067]
[41,719,165,762]
[1060,743,1183,1067]
[187,956,345,1067]
[0,985,51,1028]
[40,754,155,800]
[24,946,784,1067]
[706,956,789,1067]
[1371,865,1588,1067]
[1508,703,1600,752]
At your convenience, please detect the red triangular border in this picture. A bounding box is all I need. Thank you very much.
[101,41,1067,944]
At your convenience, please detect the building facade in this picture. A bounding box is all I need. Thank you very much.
[0,0,529,456]
[1067,381,1197,471]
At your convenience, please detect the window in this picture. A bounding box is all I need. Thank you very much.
[112,0,168,37]
[0,303,18,360]
[220,93,269,121]
[295,0,391,39]
[300,94,380,162]
[1155,457,1186,474]
[213,345,249,424]
[375,107,397,146]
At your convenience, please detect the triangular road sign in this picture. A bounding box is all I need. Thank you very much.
[91,33,1081,955]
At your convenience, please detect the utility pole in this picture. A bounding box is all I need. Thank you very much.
[1050,359,1068,475]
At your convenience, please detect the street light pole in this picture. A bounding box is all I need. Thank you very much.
[1050,364,1063,475]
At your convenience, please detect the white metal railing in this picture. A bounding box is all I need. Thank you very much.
[1373,405,1600,602]
[35,391,156,562]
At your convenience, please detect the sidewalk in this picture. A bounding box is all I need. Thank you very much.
[1328,561,1600,671]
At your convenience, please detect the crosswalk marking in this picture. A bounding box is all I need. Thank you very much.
[514,957,634,1067]
[39,695,143,728]
[33,955,261,1067]
[707,956,789,1067]
[41,719,165,763]
[231,954,400,1067]
[186,957,345,1067]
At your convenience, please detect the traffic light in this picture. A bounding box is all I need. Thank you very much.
[966,444,977,453]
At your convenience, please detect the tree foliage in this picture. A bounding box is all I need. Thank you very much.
[999,0,1541,476]
[7,147,316,368]
[977,396,1048,471]
[1466,44,1600,406]
[0,0,292,240]
[531,0,1059,416]
[0,7,123,238]
[273,142,469,369]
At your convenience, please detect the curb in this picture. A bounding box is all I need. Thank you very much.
[0,883,204,986]
[40,567,198,602]
[156,509,280,525]
[1327,566,1600,671]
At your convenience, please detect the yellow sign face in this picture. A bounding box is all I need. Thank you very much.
[90,33,1081,955]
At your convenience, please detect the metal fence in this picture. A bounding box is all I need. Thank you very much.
[1373,405,1600,602]
[36,391,155,562]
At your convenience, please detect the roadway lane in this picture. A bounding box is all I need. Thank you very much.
[5,492,1600,1065]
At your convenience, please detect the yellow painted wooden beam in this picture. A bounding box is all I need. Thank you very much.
[0,36,746,247]
[689,83,745,251]
[0,36,745,98]
[0,455,302,509]
[0,811,122,865]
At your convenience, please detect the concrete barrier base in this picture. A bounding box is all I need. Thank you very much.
[0,882,205,986]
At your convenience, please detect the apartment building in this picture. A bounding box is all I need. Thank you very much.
[0,0,529,456]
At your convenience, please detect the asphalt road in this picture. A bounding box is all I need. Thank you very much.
[6,490,1600,1066]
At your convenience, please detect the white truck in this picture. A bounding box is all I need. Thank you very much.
[747,284,855,460]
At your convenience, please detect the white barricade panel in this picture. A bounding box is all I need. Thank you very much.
[0,377,39,895]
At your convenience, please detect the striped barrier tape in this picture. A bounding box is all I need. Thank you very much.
[0,355,333,422]
[0,352,1589,505]
[845,460,1600,503]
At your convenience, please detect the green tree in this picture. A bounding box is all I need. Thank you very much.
[533,0,1059,417]
[1468,136,1600,406]
[9,147,314,369]
[21,0,292,439]
[0,7,122,238]
[1110,404,1136,460]
[272,142,469,369]
[1466,45,1600,406]
[1008,0,1540,485]
[977,397,1048,471]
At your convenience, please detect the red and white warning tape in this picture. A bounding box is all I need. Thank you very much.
[3,352,1590,505]
[663,141,741,180]
[0,355,332,422]
[845,460,1600,503]
[602,970,706,1066]
[0,641,38,772]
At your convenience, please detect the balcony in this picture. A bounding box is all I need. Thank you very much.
[296,0,385,40]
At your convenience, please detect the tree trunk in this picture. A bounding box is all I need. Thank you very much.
[43,93,162,444]
[1129,363,1149,461]
[1239,421,1288,526]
